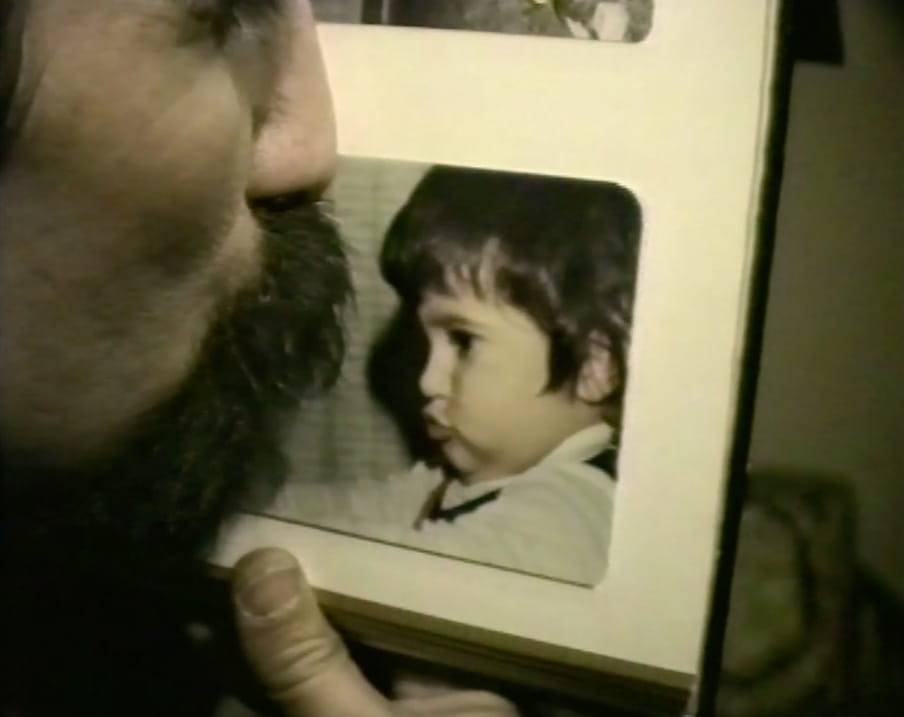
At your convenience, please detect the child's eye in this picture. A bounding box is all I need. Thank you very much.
[448,329,476,356]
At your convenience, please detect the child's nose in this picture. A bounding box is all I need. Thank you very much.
[419,348,450,399]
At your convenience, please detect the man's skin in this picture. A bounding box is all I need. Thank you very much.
[1,1,515,714]
[1,0,336,466]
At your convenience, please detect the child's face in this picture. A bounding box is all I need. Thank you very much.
[417,285,603,483]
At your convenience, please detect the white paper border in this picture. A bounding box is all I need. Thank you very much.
[216,0,782,679]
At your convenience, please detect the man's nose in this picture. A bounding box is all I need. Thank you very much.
[247,0,337,199]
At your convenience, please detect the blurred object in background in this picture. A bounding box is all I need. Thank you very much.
[719,471,904,716]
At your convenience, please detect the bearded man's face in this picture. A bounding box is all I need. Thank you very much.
[1,0,349,568]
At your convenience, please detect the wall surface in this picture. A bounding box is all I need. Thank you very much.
[750,0,904,595]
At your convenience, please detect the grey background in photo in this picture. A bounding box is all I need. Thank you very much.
[280,158,428,489]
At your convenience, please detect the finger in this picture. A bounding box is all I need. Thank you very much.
[232,547,393,717]
[394,691,521,717]
[393,674,519,716]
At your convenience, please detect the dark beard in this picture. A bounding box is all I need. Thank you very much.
[3,197,349,715]
[6,197,351,579]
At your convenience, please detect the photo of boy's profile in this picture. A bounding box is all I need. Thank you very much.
[268,159,641,585]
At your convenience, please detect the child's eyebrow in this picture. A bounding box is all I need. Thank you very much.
[419,308,483,332]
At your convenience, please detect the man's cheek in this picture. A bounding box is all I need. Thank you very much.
[96,116,250,240]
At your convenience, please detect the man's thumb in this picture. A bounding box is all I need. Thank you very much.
[232,547,393,717]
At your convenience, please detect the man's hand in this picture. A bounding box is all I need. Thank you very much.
[232,548,393,717]
[232,548,520,716]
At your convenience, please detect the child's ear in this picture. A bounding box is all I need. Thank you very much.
[575,339,616,404]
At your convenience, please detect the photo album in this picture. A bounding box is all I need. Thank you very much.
[214,1,787,712]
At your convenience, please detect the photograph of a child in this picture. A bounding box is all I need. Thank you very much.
[311,0,654,43]
[266,158,641,585]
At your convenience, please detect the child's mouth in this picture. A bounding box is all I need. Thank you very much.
[424,418,453,441]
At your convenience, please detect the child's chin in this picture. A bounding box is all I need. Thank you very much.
[439,440,482,479]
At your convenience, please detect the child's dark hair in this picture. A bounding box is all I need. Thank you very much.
[380,165,642,421]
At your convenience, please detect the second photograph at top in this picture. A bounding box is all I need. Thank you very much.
[311,0,654,43]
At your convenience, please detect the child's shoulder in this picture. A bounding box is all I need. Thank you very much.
[516,458,614,498]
